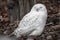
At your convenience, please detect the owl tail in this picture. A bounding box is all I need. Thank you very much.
[8,32,15,37]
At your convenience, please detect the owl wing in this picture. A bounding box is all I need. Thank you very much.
[15,13,41,35]
[18,13,39,29]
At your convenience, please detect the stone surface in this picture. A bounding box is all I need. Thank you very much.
[0,34,17,40]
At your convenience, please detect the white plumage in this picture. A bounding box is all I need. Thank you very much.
[12,4,47,38]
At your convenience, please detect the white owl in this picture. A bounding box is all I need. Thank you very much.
[11,4,48,38]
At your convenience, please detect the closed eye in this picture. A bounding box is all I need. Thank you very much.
[39,7,42,9]
[34,7,36,9]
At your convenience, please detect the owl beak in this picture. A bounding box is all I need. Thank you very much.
[36,8,39,11]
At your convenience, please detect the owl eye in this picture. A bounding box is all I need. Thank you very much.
[34,7,36,9]
[39,7,42,9]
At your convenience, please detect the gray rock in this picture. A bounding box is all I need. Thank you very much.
[0,34,17,40]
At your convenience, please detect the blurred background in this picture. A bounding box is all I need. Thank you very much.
[0,0,60,40]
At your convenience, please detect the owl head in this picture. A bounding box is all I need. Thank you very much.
[31,4,47,12]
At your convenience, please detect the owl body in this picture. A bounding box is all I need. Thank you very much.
[12,4,47,38]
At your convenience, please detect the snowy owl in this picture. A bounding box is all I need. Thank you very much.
[11,4,47,38]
